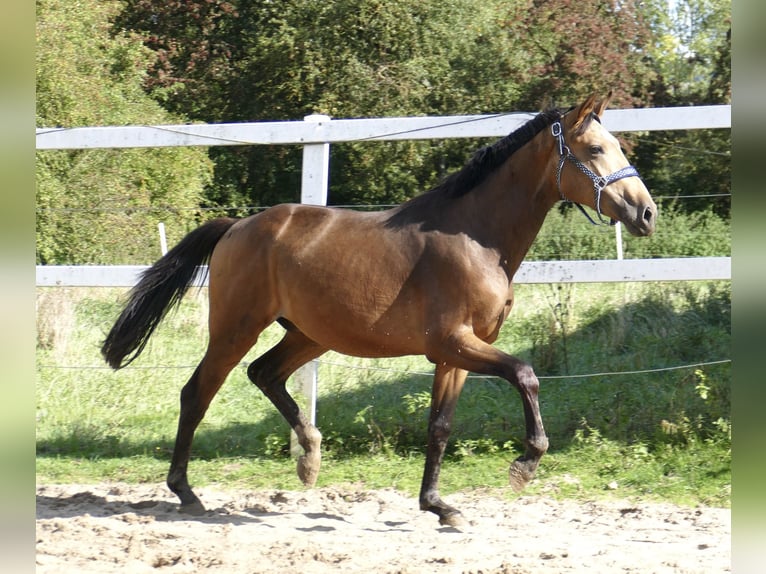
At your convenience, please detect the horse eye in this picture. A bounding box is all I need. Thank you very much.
[589,145,603,156]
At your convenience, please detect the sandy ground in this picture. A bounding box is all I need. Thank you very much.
[36,483,730,573]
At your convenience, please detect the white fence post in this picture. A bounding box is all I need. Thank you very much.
[290,114,331,456]
[158,222,168,256]
[615,222,623,260]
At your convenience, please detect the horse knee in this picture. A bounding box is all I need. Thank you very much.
[179,378,199,404]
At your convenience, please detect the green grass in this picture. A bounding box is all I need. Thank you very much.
[35,281,731,508]
[34,446,730,507]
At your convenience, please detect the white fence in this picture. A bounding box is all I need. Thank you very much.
[36,105,731,429]
[36,104,732,287]
[36,105,730,148]
[36,258,731,288]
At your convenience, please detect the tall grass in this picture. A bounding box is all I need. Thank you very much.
[36,277,730,506]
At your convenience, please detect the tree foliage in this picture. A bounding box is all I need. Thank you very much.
[505,0,654,109]
[36,0,213,264]
[115,0,655,209]
[37,0,730,263]
[633,0,731,217]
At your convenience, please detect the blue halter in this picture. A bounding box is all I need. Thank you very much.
[551,120,641,226]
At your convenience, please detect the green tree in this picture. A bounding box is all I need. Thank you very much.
[116,0,654,209]
[641,0,730,105]
[633,0,731,217]
[36,0,214,264]
[505,0,654,109]
[115,1,524,208]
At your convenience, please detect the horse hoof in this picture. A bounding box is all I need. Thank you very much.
[178,500,206,516]
[439,511,465,528]
[297,452,321,487]
[508,459,538,492]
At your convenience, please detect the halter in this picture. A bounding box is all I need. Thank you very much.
[551,120,641,226]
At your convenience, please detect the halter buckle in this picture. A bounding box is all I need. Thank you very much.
[551,122,564,156]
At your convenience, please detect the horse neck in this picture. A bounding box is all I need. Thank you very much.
[456,138,559,274]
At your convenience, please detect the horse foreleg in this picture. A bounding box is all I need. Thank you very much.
[506,361,549,492]
[247,330,326,487]
[431,331,549,494]
[419,364,468,527]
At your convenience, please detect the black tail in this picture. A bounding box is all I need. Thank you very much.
[101,217,238,369]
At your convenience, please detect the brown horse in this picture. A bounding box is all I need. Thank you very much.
[102,93,656,526]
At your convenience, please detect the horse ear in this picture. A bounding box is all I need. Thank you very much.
[595,90,613,117]
[572,93,598,131]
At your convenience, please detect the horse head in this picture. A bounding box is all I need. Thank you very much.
[554,92,657,237]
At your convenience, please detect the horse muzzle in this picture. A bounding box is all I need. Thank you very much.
[620,200,657,237]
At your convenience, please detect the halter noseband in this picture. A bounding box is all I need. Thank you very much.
[551,119,641,226]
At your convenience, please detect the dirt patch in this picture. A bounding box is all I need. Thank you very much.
[36,483,729,573]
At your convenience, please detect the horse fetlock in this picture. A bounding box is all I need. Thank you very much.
[526,434,549,457]
[508,434,547,491]
[419,492,437,512]
[420,496,465,527]
[299,424,322,451]
[167,471,190,496]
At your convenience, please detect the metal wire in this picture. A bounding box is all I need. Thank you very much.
[37,358,731,381]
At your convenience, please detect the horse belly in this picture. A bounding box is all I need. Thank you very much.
[268,214,426,357]
[278,273,428,358]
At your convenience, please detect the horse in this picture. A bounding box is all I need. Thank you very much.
[102,93,656,526]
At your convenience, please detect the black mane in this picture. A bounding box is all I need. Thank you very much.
[433,107,565,199]
[383,107,567,228]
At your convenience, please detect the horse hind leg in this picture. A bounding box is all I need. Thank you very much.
[167,311,268,514]
[247,328,326,487]
[167,348,249,514]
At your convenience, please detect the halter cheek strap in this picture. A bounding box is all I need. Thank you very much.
[551,121,641,226]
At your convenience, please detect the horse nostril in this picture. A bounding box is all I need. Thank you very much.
[643,206,654,223]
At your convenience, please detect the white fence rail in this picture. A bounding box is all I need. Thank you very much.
[36,257,731,288]
[36,105,730,148]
